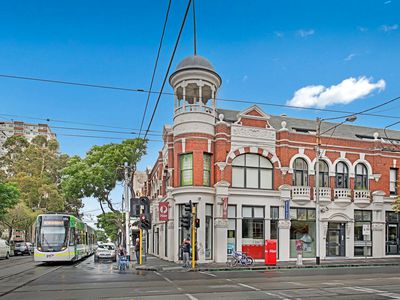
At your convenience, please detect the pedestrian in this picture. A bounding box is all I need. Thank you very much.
[135,238,140,263]
[182,238,191,268]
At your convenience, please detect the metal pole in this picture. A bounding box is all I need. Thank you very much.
[124,162,131,258]
[139,228,143,265]
[315,118,321,265]
[191,206,196,269]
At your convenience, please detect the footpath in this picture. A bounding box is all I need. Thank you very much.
[135,255,400,272]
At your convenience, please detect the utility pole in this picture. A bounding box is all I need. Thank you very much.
[315,118,321,265]
[124,162,131,258]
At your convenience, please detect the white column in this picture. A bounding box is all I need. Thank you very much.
[197,200,206,263]
[278,220,291,261]
[237,204,242,252]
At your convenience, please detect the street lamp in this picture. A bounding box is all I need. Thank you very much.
[315,115,357,265]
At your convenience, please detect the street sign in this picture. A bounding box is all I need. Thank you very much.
[284,200,290,220]
[159,202,168,221]
[222,197,228,219]
[362,224,371,236]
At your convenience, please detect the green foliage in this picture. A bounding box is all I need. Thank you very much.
[0,182,20,218]
[0,202,37,241]
[96,212,123,242]
[62,138,147,212]
[0,135,82,214]
[95,230,108,243]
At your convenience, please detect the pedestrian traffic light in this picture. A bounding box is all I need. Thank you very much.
[195,218,200,228]
[180,201,192,230]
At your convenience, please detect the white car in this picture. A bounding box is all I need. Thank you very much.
[94,243,116,262]
[0,239,11,259]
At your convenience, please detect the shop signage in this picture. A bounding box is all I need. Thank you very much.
[159,202,169,221]
[362,224,371,236]
[222,197,228,219]
[284,200,290,220]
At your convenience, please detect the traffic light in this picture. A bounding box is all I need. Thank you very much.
[195,218,200,228]
[139,214,151,230]
[180,201,192,229]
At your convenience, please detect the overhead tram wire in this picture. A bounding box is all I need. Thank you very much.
[138,0,172,137]
[143,0,193,140]
[1,74,400,121]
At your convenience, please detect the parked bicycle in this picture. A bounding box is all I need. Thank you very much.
[226,251,254,267]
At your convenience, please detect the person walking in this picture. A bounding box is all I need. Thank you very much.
[135,238,140,263]
[182,238,191,268]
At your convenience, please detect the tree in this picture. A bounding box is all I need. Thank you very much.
[0,182,20,218]
[0,135,82,214]
[96,212,123,243]
[0,202,36,241]
[62,138,146,213]
[96,230,108,243]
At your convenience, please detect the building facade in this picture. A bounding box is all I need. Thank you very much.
[145,55,400,263]
[0,121,56,155]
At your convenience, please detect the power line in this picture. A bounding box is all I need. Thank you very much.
[1,73,400,121]
[138,0,172,137]
[0,113,162,133]
[53,132,162,142]
[143,0,193,140]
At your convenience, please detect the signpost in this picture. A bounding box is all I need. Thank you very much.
[222,197,228,219]
[159,202,168,221]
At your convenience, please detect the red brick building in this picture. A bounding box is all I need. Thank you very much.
[145,55,400,263]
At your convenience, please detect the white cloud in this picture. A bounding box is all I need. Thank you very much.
[344,53,357,61]
[381,24,399,32]
[297,29,315,38]
[274,31,284,38]
[384,0,391,4]
[357,26,368,32]
[287,76,386,108]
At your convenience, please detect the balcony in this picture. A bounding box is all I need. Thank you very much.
[291,186,311,205]
[314,187,332,204]
[354,190,371,207]
[333,188,352,207]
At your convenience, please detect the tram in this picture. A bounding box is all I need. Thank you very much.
[34,214,96,262]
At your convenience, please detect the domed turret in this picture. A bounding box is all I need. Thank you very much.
[169,55,221,136]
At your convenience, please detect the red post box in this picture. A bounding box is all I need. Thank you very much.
[265,239,277,266]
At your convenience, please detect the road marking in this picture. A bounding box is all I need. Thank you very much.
[238,283,260,291]
[322,282,345,286]
[185,293,198,300]
[262,291,290,300]
[226,278,233,282]
[346,286,400,299]
[154,271,173,283]
[287,281,304,286]
[199,271,216,277]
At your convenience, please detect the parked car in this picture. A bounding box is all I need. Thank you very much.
[14,242,32,256]
[0,239,11,259]
[94,243,116,262]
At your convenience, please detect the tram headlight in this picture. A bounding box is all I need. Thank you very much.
[37,246,42,251]
[61,246,66,251]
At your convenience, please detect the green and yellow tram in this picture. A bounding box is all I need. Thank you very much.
[34,214,96,262]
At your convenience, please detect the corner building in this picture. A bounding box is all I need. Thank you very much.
[145,55,400,263]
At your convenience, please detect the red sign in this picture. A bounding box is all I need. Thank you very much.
[159,202,168,221]
[222,197,228,219]
[265,239,277,266]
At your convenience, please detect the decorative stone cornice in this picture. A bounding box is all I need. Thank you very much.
[278,220,291,229]
[215,218,228,228]
[372,223,384,231]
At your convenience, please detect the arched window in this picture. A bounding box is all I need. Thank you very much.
[316,160,329,187]
[355,163,368,190]
[293,158,308,186]
[335,162,349,188]
[232,154,273,189]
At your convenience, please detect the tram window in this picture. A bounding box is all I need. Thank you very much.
[69,228,75,246]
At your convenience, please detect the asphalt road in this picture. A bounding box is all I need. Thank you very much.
[1,255,400,300]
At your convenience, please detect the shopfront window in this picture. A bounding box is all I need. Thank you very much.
[293,158,308,186]
[270,206,279,240]
[354,210,372,256]
[390,168,398,195]
[227,205,236,256]
[386,211,400,255]
[242,206,264,259]
[205,204,213,260]
[335,162,349,188]
[290,208,316,258]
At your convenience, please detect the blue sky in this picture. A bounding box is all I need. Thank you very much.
[1,0,399,219]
